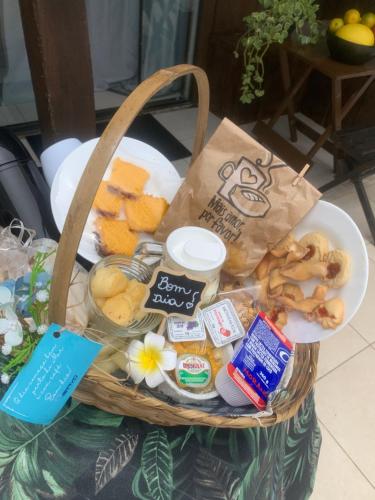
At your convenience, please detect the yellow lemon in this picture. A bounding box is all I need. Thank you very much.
[362,12,375,29]
[344,8,361,24]
[329,18,344,33]
[336,23,375,46]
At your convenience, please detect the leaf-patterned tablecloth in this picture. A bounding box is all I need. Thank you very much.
[0,392,321,500]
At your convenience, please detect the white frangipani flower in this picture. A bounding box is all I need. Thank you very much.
[1,344,12,356]
[1,373,10,385]
[37,324,48,336]
[126,332,177,388]
[36,289,49,303]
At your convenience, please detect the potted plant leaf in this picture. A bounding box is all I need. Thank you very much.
[235,0,322,103]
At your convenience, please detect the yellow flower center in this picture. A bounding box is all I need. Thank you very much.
[138,346,162,373]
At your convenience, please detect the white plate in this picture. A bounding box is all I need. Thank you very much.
[51,137,182,263]
[282,200,368,343]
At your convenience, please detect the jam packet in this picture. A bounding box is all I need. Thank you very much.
[167,312,206,343]
[202,299,245,347]
[227,312,293,410]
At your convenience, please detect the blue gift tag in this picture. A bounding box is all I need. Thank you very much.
[0,324,102,424]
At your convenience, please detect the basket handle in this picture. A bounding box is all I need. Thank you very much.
[49,64,209,325]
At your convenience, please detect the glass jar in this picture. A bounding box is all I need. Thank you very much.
[87,255,162,338]
[163,226,227,304]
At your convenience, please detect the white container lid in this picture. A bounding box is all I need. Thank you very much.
[166,226,227,272]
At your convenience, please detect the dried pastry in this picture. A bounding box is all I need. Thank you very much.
[258,276,274,307]
[93,181,123,217]
[124,194,169,233]
[254,252,285,281]
[90,266,128,298]
[270,233,295,257]
[269,268,288,290]
[102,293,134,326]
[275,283,304,309]
[282,283,304,302]
[96,218,138,257]
[323,250,351,288]
[299,232,329,262]
[291,297,325,314]
[314,297,344,329]
[312,285,328,301]
[267,306,288,330]
[108,158,150,197]
[280,260,327,281]
[276,284,326,313]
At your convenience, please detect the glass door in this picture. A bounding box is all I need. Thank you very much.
[0,0,201,127]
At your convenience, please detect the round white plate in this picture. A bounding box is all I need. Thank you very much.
[282,200,368,343]
[51,137,182,263]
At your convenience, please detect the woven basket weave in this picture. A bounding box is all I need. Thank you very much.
[48,64,319,428]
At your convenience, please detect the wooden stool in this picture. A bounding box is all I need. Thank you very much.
[253,39,375,174]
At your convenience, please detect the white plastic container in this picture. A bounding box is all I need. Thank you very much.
[164,226,227,304]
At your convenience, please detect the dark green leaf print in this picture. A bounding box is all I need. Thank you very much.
[193,448,241,500]
[0,392,321,499]
[141,429,173,500]
[95,432,139,494]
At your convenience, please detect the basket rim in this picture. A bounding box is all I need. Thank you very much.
[75,341,319,428]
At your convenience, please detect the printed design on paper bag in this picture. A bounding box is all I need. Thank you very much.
[217,155,285,218]
[198,153,285,243]
[142,266,207,319]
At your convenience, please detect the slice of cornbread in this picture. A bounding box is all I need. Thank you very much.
[96,218,138,256]
[108,158,150,197]
[92,181,123,217]
[124,194,169,233]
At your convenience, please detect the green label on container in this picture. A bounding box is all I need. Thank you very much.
[176,355,211,388]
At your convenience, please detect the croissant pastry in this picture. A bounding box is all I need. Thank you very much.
[322,250,351,288]
[299,232,329,262]
[270,233,295,258]
[314,297,344,329]
[280,261,327,281]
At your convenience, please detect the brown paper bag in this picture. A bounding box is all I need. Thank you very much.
[156,118,321,277]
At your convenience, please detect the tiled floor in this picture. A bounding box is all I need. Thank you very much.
[154,107,375,499]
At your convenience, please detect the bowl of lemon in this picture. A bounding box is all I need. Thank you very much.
[327,9,375,65]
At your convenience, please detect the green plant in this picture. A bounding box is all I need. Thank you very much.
[235,0,321,103]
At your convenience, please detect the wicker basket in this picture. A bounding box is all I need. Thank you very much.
[48,64,319,428]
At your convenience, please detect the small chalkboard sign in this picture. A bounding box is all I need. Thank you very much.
[142,266,208,319]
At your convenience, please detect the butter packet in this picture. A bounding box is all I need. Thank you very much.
[227,312,293,410]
